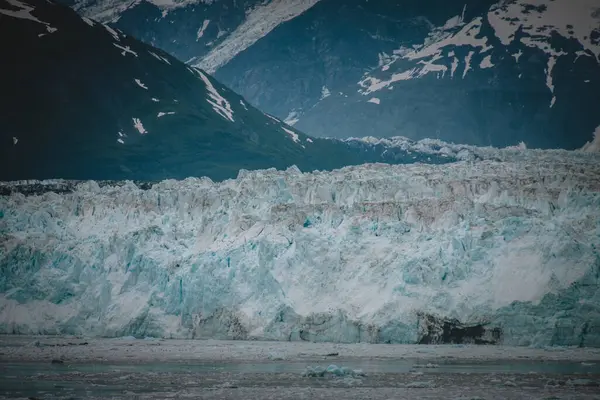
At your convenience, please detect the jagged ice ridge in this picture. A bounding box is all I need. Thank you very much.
[1,149,599,346]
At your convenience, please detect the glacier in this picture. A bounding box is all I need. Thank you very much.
[1,147,599,347]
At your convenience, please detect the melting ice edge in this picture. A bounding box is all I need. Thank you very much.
[1,148,599,347]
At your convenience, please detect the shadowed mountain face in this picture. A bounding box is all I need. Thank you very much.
[63,0,600,149]
[1,0,456,182]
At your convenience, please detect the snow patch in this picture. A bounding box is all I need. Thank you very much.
[113,43,138,57]
[134,79,148,90]
[1,0,57,32]
[148,51,171,65]
[103,23,120,41]
[368,97,381,105]
[282,126,300,143]
[359,69,418,94]
[196,19,210,40]
[132,118,147,134]
[512,49,523,63]
[359,17,490,92]
[320,86,331,100]
[284,111,301,126]
[151,98,160,102]
[195,69,234,122]
[82,17,95,27]
[195,0,322,73]
[157,112,176,118]
[405,17,489,62]
[463,51,474,78]
[539,50,567,105]
[487,0,600,61]
[450,57,459,78]
[265,113,281,123]
[12,137,18,145]
[480,54,494,69]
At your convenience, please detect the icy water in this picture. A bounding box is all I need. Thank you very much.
[2,360,600,399]
[1,337,600,399]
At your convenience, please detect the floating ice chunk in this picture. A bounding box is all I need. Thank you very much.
[267,352,285,360]
[302,365,366,377]
[413,363,439,369]
[405,381,435,388]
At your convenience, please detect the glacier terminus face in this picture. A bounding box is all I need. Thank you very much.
[1,148,599,347]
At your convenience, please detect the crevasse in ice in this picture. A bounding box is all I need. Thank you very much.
[0,150,599,346]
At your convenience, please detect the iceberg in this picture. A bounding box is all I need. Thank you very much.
[0,150,599,347]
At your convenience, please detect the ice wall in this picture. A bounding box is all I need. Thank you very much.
[1,153,599,346]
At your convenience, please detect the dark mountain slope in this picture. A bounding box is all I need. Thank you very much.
[0,0,453,182]
[63,0,600,149]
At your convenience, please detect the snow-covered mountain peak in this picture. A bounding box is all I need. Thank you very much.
[487,0,600,60]
[357,0,600,114]
[358,15,493,93]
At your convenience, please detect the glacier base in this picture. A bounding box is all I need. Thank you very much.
[1,152,599,346]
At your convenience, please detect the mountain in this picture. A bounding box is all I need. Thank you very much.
[1,0,457,183]
[64,0,600,150]
[2,147,599,346]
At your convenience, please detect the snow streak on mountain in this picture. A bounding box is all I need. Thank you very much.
[2,146,599,346]
[359,0,600,108]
